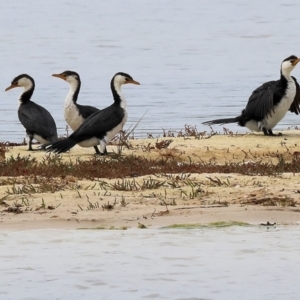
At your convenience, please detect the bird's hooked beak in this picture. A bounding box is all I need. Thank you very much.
[52,73,67,80]
[292,58,300,66]
[5,83,19,91]
[126,79,140,85]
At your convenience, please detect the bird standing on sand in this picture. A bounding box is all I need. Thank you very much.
[5,74,58,150]
[52,70,102,154]
[203,55,300,135]
[45,72,140,154]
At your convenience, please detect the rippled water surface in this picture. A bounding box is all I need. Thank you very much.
[1,0,300,142]
[0,226,300,299]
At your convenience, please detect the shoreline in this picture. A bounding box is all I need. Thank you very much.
[1,205,300,231]
[1,130,300,231]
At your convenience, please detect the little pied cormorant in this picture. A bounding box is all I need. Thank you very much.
[5,74,58,150]
[52,70,103,155]
[45,72,140,154]
[203,55,300,135]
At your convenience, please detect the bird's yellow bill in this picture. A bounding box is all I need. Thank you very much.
[127,79,140,85]
[292,58,300,66]
[52,73,67,80]
[5,83,18,91]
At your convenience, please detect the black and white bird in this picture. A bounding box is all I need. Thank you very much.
[5,74,58,150]
[203,55,300,135]
[52,70,102,154]
[45,72,140,154]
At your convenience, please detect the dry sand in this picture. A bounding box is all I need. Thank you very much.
[1,129,300,230]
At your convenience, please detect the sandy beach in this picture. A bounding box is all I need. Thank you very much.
[1,129,300,230]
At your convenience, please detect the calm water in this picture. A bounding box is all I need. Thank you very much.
[1,1,300,142]
[0,226,299,299]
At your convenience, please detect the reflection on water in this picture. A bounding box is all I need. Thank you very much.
[0,226,299,299]
[1,0,300,142]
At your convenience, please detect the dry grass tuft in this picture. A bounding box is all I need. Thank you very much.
[1,152,300,180]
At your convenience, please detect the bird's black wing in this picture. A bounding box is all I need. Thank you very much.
[76,104,100,119]
[18,102,58,140]
[242,80,278,120]
[289,76,300,115]
[70,104,125,142]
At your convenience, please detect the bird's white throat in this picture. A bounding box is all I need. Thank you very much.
[113,81,127,110]
[65,80,79,108]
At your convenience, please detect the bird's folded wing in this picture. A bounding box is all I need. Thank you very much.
[18,103,57,138]
[71,107,125,139]
[289,76,300,115]
[243,81,277,119]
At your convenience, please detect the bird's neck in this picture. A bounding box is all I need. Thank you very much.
[111,80,127,109]
[19,85,34,103]
[66,80,80,105]
[281,69,293,81]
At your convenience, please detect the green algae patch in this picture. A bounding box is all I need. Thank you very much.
[162,221,250,229]
[208,221,250,228]
[162,223,204,229]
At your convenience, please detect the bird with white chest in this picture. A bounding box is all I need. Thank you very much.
[203,55,300,136]
[45,72,140,154]
[52,70,103,154]
[5,74,58,150]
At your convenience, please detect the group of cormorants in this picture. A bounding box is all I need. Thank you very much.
[5,72,140,154]
[4,55,300,155]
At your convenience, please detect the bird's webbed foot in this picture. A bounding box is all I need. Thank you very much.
[263,128,282,136]
[94,147,108,156]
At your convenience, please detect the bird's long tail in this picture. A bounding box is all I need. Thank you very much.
[45,138,77,154]
[202,117,240,126]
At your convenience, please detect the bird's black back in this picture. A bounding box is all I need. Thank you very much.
[18,101,58,140]
[241,77,289,123]
[76,103,100,119]
[70,103,125,142]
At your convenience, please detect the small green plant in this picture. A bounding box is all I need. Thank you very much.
[109,179,139,191]
[87,200,100,210]
[167,180,181,188]
[180,179,204,199]
[6,184,33,195]
[159,199,177,206]
[206,176,230,187]
[21,197,30,207]
[35,198,46,210]
[141,178,165,190]
[76,189,82,198]
[98,181,109,189]
[120,195,129,207]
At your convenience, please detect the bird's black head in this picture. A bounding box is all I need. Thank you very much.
[113,72,140,85]
[280,55,300,78]
[52,70,80,82]
[5,74,35,91]
[282,55,300,66]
